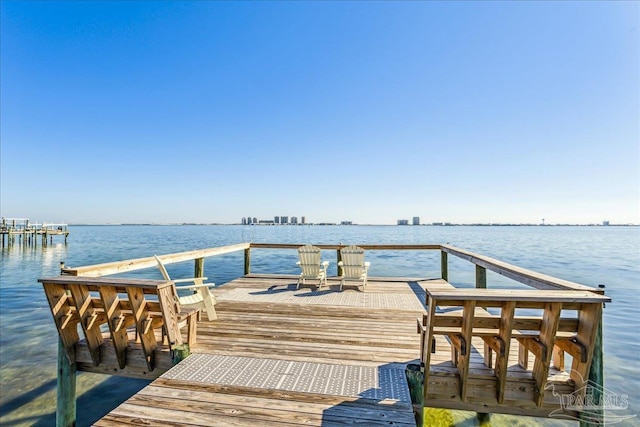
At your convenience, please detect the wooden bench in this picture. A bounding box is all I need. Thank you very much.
[40,276,200,374]
[419,288,610,406]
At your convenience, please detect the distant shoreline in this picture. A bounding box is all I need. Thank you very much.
[67,223,639,227]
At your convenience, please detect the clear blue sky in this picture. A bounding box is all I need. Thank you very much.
[1,1,638,225]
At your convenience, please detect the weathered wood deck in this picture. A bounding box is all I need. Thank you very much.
[94,274,427,426]
[43,242,610,426]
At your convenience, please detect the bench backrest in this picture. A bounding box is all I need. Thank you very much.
[39,276,189,372]
[420,288,610,406]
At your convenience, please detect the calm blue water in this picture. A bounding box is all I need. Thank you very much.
[1,225,638,426]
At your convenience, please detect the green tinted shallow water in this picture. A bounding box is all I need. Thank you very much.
[1,225,638,426]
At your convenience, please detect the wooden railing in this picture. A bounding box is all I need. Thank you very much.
[49,241,609,427]
[439,244,600,293]
[62,242,603,295]
[40,276,199,374]
[62,243,250,277]
[419,288,609,409]
[246,244,602,293]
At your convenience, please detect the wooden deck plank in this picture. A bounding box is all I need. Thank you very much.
[97,275,424,425]
[95,274,587,424]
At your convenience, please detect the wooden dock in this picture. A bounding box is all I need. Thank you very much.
[1,217,69,246]
[40,243,610,426]
[78,274,425,426]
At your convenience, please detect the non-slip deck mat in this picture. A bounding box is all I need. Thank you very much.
[215,287,426,310]
[162,354,411,402]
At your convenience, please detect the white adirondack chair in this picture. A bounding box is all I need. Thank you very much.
[338,245,370,291]
[154,255,218,320]
[296,244,329,290]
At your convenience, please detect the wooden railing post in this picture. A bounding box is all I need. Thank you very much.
[405,363,424,427]
[56,337,76,427]
[475,265,486,288]
[244,248,251,275]
[337,249,343,277]
[441,251,448,281]
[194,257,204,278]
[581,285,605,427]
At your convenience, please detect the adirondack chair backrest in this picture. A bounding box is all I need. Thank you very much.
[154,255,183,313]
[298,244,322,277]
[155,255,171,281]
[340,245,366,278]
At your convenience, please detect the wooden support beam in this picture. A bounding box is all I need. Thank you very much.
[552,344,565,371]
[441,251,448,281]
[580,305,604,427]
[518,341,529,369]
[555,337,587,364]
[44,284,79,364]
[476,265,487,289]
[495,301,515,403]
[483,338,494,368]
[69,284,104,366]
[127,287,157,372]
[244,248,251,275]
[56,337,76,427]
[194,257,204,279]
[100,286,130,369]
[458,300,476,401]
[421,295,437,405]
[532,302,562,406]
[517,337,547,362]
[571,303,603,392]
[417,318,426,363]
[337,249,343,277]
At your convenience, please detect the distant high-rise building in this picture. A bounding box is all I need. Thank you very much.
[413,217,420,225]
[253,217,257,224]
[246,217,252,225]
[242,217,246,225]
[301,216,306,224]
[397,219,409,225]
[291,216,298,224]
[275,216,280,224]
[281,216,288,224]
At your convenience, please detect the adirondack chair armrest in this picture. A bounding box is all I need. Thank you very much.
[179,283,216,291]
[321,261,329,268]
[337,261,369,269]
[172,277,208,284]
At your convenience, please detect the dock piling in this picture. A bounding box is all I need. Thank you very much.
[580,284,605,427]
[475,265,487,288]
[244,248,251,275]
[56,337,76,427]
[440,251,448,281]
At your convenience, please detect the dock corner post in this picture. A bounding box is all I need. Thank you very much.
[194,257,204,278]
[475,265,487,289]
[244,248,251,275]
[337,249,343,277]
[56,337,76,427]
[440,251,448,282]
[405,363,424,427]
[580,286,605,427]
[172,344,191,365]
